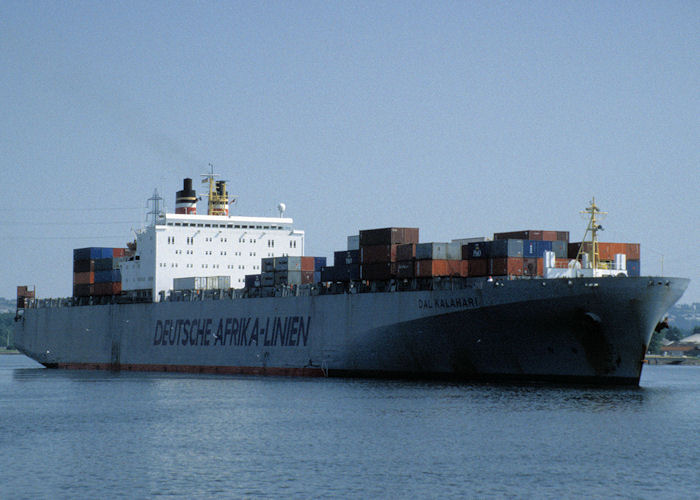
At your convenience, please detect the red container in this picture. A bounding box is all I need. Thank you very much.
[301,256,316,271]
[446,260,463,277]
[556,231,570,243]
[468,259,488,277]
[571,242,640,261]
[113,248,126,258]
[416,260,449,277]
[74,272,95,285]
[361,244,398,264]
[490,258,524,276]
[523,258,538,276]
[541,231,557,241]
[94,282,122,296]
[625,243,640,260]
[301,270,315,283]
[395,261,415,278]
[396,243,416,261]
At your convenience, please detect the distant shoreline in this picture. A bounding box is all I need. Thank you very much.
[646,355,700,366]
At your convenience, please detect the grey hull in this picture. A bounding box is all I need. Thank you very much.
[14,277,689,385]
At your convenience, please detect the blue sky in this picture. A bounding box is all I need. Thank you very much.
[1,1,698,303]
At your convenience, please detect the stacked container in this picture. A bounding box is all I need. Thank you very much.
[73,247,126,297]
[359,227,419,281]
[253,256,327,290]
[568,242,640,273]
[461,229,570,278]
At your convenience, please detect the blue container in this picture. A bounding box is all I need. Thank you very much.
[523,240,553,258]
[94,270,121,283]
[74,247,114,260]
[334,250,360,266]
[314,271,321,283]
[627,260,640,276]
[94,258,113,271]
[314,257,327,271]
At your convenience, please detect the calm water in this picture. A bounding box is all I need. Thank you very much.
[1,355,699,499]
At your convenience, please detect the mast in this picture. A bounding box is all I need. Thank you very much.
[576,197,607,271]
[200,163,230,216]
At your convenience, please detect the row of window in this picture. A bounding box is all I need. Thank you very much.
[158,262,260,270]
[166,222,290,230]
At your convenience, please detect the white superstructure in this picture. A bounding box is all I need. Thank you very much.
[120,176,304,300]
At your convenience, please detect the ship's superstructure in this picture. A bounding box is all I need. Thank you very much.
[120,174,304,300]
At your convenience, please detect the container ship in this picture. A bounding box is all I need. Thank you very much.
[13,171,689,385]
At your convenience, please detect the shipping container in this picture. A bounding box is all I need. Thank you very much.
[73,259,94,273]
[523,258,538,276]
[261,273,275,287]
[446,242,463,260]
[359,227,419,246]
[112,248,126,258]
[334,250,360,266]
[314,271,321,283]
[415,242,448,260]
[261,257,275,273]
[489,258,524,276]
[451,237,489,245]
[333,264,361,281]
[73,284,94,297]
[569,242,641,261]
[396,243,416,261]
[627,260,640,277]
[94,258,113,271]
[468,259,488,277]
[301,256,316,272]
[551,241,567,258]
[95,270,121,284]
[245,274,261,289]
[446,260,464,277]
[395,261,415,278]
[361,262,394,280]
[523,240,552,258]
[416,260,449,277]
[314,257,327,271]
[74,247,113,261]
[494,230,567,242]
[73,272,94,285]
[274,256,302,272]
[93,282,122,296]
[361,244,398,264]
[320,266,337,282]
[463,241,491,259]
[489,239,524,258]
[347,235,360,251]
